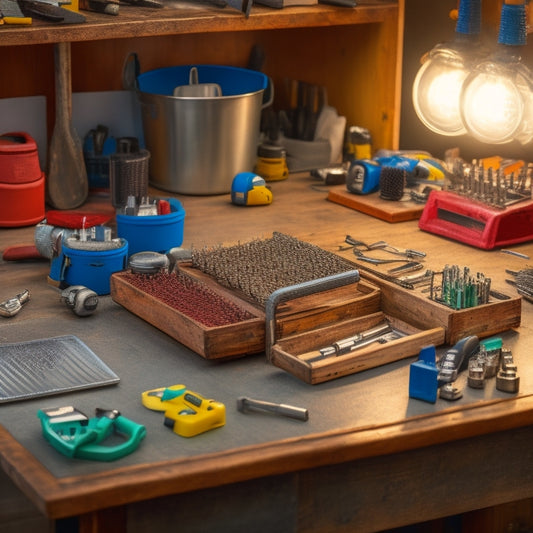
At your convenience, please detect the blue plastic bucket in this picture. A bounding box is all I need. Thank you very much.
[137,65,270,195]
[116,197,185,256]
[62,240,129,296]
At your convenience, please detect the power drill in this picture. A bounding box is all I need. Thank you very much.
[346,151,448,195]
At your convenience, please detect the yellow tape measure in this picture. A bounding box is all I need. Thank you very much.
[142,385,225,438]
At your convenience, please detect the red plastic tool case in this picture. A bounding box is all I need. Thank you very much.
[418,190,533,250]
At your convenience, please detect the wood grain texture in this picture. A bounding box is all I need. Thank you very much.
[0,173,532,530]
[46,42,88,210]
[327,186,426,222]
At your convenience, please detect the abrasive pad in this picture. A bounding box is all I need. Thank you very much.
[0,335,119,403]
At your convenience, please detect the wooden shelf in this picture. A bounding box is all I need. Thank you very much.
[0,1,398,46]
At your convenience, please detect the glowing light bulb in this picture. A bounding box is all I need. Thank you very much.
[460,57,533,144]
[412,45,470,136]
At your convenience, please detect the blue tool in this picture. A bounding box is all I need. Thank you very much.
[409,345,439,403]
[231,172,273,206]
[346,159,381,194]
[346,153,447,195]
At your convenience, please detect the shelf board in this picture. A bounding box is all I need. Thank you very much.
[0,1,398,46]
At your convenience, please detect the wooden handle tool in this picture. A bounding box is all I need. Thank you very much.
[47,42,88,210]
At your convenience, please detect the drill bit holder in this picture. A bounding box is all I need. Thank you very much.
[419,161,533,250]
[418,190,533,250]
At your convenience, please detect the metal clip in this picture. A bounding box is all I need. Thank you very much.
[0,289,30,317]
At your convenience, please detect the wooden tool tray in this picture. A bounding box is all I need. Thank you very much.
[357,269,522,345]
[110,263,381,360]
[269,312,445,385]
[111,256,521,383]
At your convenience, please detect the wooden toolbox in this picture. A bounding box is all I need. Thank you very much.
[110,255,522,384]
[110,263,381,361]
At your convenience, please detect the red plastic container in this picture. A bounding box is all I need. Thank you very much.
[0,132,41,184]
[0,173,46,227]
[0,132,45,227]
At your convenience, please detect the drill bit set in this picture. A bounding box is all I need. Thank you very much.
[429,265,491,310]
[506,268,533,303]
[447,159,532,208]
[418,168,533,249]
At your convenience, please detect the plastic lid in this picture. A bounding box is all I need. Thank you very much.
[0,132,38,154]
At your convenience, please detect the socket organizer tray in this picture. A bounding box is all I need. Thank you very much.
[110,234,521,384]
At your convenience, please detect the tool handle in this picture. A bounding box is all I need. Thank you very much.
[245,398,309,421]
[39,418,98,458]
[76,416,146,461]
[265,270,359,361]
[438,335,479,383]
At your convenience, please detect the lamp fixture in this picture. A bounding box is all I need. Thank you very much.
[460,1,533,144]
[412,0,483,136]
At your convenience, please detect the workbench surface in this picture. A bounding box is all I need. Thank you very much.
[1,174,533,532]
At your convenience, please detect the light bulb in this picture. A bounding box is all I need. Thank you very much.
[460,53,533,144]
[412,45,471,136]
[412,0,483,136]
[460,2,533,145]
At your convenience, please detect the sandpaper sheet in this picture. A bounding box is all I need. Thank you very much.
[0,335,119,403]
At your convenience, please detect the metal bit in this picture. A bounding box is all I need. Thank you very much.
[439,382,463,401]
[367,241,426,259]
[467,355,486,389]
[353,250,415,265]
[387,261,424,275]
[496,348,520,393]
[236,396,308,421]
[0,289,30,318]
[317,322,393,358]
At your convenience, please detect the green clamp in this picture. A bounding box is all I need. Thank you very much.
[38,406,146,461]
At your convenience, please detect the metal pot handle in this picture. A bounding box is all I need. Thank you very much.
[262,76,274,109]
[122,52,140,91]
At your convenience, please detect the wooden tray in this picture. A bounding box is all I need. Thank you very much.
[270,311,445,384]
[359,270,522,345]
[327,186,425,222]
[110,264,381,360]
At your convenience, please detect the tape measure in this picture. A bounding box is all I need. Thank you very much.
[254,143,288,182]
[142,385,226,437]
[231,172,273,206]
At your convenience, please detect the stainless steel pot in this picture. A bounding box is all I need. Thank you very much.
[137,65,270,195]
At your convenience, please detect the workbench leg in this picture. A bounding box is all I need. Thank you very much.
[78,507,127,533]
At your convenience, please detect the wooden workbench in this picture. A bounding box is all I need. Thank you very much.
[1,173,533,532]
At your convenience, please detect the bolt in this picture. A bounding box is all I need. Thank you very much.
[236,396,308,421]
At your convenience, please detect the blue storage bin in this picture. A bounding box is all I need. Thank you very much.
[62,240,129,296]
[116,198,186,256]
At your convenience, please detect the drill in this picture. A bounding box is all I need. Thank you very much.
[346,151,448,195]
